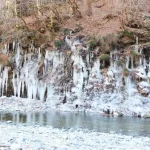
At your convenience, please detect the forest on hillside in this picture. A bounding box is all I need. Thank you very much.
[0,0,150,46]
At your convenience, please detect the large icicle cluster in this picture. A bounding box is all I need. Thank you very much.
[1,36,150,116]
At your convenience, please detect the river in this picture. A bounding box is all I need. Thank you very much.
[0,111,150,137]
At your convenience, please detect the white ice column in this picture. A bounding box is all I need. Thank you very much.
[2,67,9,95]
[16,72,21,97]
[125,76,133,98]
[27,78,32,99]
[131,56,134,70]
[13,41,16,51]
[93,58,101,79]
[47,84,54,100]
[38,48,41,61]
[134,37,139,52]
[21,81,25,97]
[12,79,17,97]
[139,48,143,66]
[32,79,38,99]
[15,43,22,69]
[126,56,129,69]
[38,81,46,101]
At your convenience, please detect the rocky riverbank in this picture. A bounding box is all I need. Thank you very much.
[0,123,150,150]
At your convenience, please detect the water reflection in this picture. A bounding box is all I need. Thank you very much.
[0,111,150,137]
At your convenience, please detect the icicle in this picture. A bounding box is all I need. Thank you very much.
[44,59,48,74]
[116,76,122,93]
[13,41,16,51]
[77,69,84,99]
[47,84,54,100]
[125,76,133,98]
[38,81,46,101]
[131,56,134,70]
[27,79,33,99]
[17,77,22,97]
[135,36,139,52]
[92,58,101,79]
[139,48,143,66]
[38,48,41,61]
[126,56,129,69]
[26,68,39,99]
[12,71,17,97]
[0,75,2,96]
[21,81,25,97]
[32,79,38,99]
[2,67,8,95]
[143,56,146,68]
[15,43,21,69]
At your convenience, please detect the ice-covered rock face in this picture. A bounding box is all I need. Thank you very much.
[1,37,150,116]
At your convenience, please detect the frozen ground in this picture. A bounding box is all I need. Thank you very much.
[0,123,150,150]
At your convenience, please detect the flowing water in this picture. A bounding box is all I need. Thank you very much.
[0,111,150,137]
